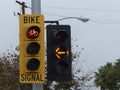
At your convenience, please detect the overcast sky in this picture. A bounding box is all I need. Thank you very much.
[1,0,120,82]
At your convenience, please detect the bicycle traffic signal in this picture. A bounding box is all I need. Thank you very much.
[46,25,72,81]
[19,14,45,83]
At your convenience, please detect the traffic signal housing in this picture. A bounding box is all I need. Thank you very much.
[19,14,45,83]
[46,25,72,81]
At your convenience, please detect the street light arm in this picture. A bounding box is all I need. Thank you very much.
[57,17,89,23]
[44,17,89,26]
[77,17,89,22]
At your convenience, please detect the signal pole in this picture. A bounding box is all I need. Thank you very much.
[31,0,41,14]
[31,0,43,90]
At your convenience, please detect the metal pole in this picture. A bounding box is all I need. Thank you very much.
[31,0,43,90]
[33,84,43,90]
[31,0,41,14]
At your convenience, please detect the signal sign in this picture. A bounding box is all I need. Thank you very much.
[19,14,45,83]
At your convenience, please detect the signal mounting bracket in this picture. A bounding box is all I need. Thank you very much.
[45,21,59,25]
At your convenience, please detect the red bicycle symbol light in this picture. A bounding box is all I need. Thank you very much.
[26,26,40,39]
[28,29,39,37]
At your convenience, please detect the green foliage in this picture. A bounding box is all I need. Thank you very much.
[94,59,120,90]
[0,48,32,90]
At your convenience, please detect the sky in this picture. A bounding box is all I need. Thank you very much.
[1,0,120,89]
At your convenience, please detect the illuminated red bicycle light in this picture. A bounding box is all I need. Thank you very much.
[26,26,40,39]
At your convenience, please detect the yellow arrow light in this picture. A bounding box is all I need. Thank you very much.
[58,52,66,54]
[55,47,69,59]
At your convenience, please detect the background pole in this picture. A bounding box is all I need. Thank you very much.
[31,0,43,90]
[31,0,41,14]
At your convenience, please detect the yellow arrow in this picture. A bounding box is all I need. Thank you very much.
[58,51,66,54]
[55,47,69,59]
[56,48,60,53]
[66,51,69,55]
[56,54,61,59]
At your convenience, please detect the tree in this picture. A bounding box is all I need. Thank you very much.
[94,62,118,90]
[0,48,32,90]
[114,58,120,82]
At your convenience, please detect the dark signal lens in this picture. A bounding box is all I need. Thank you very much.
[26,26,40,39]
[26,42,40,55]
[26,58,40,71]
[55,61,68,74]
[55,31,68,44]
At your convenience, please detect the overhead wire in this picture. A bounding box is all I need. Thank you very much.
[90,20,120,24]
[42,5,120,13]
[42,11,120,24]
[42,6,120,24]
[42,11,68,18]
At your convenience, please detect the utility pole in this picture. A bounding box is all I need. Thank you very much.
[16,1,27,14]
[21,2,25,14]
[31,0,43,90]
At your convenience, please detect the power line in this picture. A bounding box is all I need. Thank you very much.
[42,11,67,17]
[90,19,120,24]
[43,11,120,24]
[42,5,120,13]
